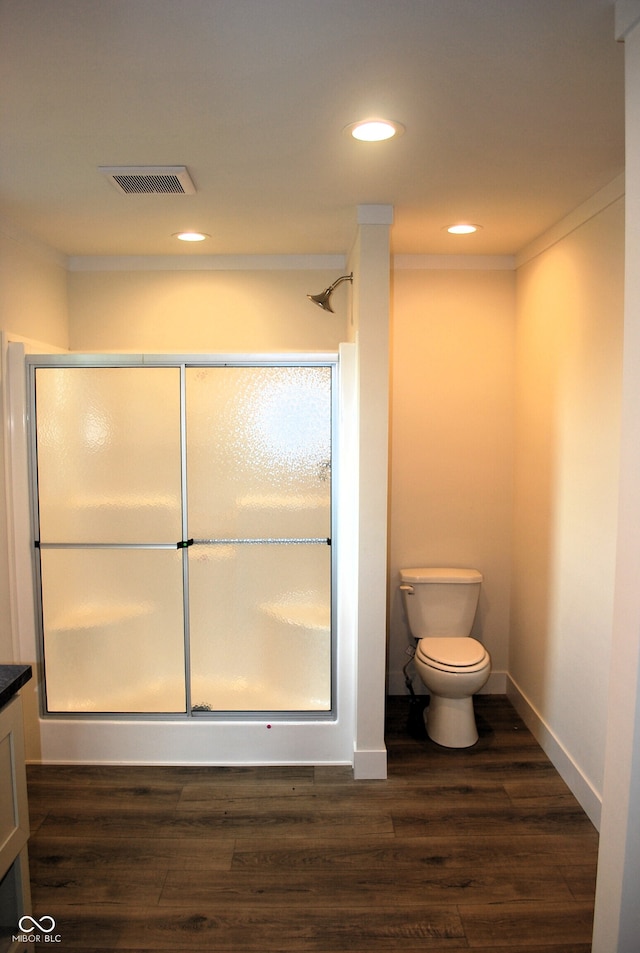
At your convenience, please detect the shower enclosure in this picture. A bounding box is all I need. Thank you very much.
[29,356,336,720]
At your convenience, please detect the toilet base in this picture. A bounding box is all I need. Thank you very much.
[424,693,479,748]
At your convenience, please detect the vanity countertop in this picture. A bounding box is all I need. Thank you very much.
[0,664,32,710]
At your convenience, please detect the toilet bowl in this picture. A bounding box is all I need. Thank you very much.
[400,567,491,748]
[414,636,490,747]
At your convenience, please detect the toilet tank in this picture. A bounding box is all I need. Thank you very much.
[399,568,482,639]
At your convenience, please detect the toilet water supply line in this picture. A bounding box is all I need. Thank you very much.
[400,582,420,699]
[403,642,419,699]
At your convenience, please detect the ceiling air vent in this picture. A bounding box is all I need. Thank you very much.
[99,166,196,195]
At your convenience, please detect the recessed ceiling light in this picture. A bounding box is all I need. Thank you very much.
[446,224,481,235]
[174,231,210,242]
[346,119,405,142]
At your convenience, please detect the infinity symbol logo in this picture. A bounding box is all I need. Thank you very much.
[18,915,56,933]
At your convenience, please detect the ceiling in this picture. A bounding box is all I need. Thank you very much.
[0,0,625,259]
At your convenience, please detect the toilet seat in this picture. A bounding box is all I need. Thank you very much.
[417,637,489,673]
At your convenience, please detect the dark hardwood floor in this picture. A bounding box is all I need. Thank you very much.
[25,696,599,951]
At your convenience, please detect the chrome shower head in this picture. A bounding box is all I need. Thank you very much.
[307,273,353,312]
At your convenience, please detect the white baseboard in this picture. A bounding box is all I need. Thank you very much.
[387,668,601,828]
[353,748,388,780]
[506,676,602,830]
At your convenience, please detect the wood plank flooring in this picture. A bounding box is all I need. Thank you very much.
[25,696,599,951]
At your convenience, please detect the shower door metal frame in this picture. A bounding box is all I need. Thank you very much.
[27,353,339,722]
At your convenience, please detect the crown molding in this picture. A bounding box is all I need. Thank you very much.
[515,173,625,269]
[67,254,347,273]
[393,254,515,270]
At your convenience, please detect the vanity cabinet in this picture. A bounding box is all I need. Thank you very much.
[0,667,32,953]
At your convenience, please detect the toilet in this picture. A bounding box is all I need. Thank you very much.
[399,567,491,748]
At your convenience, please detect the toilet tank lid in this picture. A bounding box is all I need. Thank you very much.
[400,568,483,584]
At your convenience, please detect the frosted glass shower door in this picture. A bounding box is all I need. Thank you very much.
[34,367,186,713]
[186,366,333,711]
[32,360,335,717]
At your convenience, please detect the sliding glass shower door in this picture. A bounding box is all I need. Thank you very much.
[35,366,186,713]
[31,360,334,716]
[186,366,332,712]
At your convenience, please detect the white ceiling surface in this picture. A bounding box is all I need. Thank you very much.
[0,0,625,259]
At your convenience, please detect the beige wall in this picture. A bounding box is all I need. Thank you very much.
[67,268,347,352]
[388,266,516,692]
[0,230,69,348]
[511,195,624,809]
